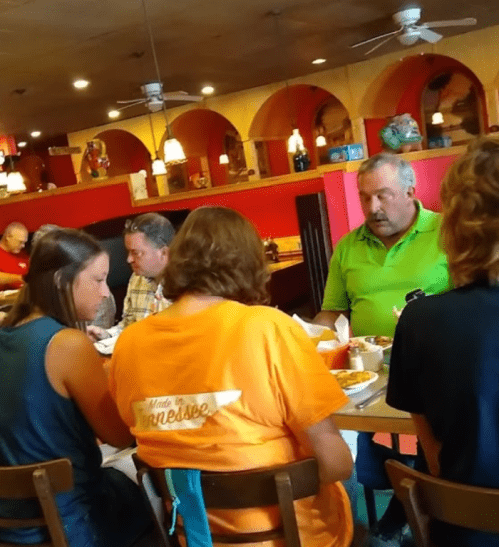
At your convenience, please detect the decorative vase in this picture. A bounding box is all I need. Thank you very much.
[293,149,310,172]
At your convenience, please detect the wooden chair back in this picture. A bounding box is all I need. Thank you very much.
[0,458,73,547]
[133,455,320,547]
[386,459,499,547]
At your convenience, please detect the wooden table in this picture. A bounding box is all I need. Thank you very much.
[333,373,416,435]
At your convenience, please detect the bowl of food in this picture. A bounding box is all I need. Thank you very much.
[331,369,378,394]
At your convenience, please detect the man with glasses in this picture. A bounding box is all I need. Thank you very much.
[0,222,29,290]
[87,212,175,342]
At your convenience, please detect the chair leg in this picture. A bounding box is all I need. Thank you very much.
[363,486,378,530]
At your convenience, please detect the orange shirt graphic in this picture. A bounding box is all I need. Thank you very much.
[109,301,352,547]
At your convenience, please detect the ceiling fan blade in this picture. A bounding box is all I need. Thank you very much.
[418,27,443,43]
[163,93,203,102]
[364,34,397,55]
[116,99,147,104]
[350,29,401,48]
[116,103,144,112]
[423,17,477,29]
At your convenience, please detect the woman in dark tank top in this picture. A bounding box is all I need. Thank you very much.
[0,228,152,547]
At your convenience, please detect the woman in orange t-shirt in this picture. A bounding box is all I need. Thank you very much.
[109,206,354,547]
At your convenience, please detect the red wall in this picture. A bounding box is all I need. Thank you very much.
[0,178,324,239]
[267,140,289,176]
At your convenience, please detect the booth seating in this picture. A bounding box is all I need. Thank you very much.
[81,210,190,321]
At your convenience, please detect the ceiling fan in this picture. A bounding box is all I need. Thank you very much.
[350,7,477,55]
[115,82,203,113]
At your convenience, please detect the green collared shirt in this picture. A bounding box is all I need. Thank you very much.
[322,203,452,337]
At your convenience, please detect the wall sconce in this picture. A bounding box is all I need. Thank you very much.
[219,153,229,165]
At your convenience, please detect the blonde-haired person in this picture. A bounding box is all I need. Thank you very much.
[387,136,499,547]
[109,206,355,547]
[0,229,152,547]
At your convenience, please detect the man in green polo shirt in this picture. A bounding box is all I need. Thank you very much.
[314,153,451,546]
[315,153,451,337]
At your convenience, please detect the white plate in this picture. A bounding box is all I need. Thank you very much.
[330,369,379,394]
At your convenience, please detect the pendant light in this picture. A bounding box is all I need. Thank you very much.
[316,134,327,147]
[147,111,166,175]
[6,154,26,193]
[432,111,444,125]
[271,10,309,171]
[141,0,186,166]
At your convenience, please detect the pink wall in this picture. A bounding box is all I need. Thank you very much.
[323,170,349,245]
[328,154,461,236]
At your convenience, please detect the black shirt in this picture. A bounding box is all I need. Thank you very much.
[388,282,499,546]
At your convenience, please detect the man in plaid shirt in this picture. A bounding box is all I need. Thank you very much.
[87,212,175,341]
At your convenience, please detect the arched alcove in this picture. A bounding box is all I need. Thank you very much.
[80,129,157,197]
[249,84,350,175]
[359,54,487,154]
[159,109,247,192]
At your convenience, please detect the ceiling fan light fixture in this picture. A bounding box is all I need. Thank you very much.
[108,110,120,119]
[287,128,304,154]
[6,171,26,193]
[164,137,186,164]
[219,153,229,165]
[152,157,167,175]
[398,29,420,46]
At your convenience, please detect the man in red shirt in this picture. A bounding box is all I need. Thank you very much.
[0,222,29,290]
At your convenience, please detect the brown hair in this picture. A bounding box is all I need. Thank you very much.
[2,228,106,328]
[162,207,270,304]
[440,136,499,286]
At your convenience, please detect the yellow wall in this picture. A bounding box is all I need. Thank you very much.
[68,24,499,179]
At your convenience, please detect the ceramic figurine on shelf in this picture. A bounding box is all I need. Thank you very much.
[264,238,279,263]
[379,113,423,153]
[83,139,110,179]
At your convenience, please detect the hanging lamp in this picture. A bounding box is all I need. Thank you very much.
[271,10,309,172]
[147,111,167,175]
[141,0,186,166]
[6,155,26,193]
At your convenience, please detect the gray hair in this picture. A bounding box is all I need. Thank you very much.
[123,213,175,249]
[32,224,60,246]
[358,153,416,191]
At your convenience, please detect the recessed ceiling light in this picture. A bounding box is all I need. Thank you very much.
[312,58,326,65]
[30,131,41,138]
[17,141,27,148]
[73,79,90,89]
[201,85,214,95]
[108,110,120,119]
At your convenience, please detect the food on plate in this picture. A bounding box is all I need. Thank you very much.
[311,329,338,346]
[334,370,372,389]
[374,335,393,348]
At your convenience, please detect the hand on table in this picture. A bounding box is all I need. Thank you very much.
[86,324,109,342]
